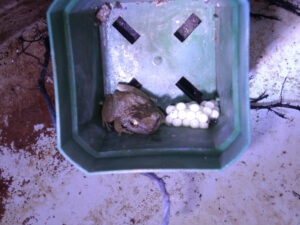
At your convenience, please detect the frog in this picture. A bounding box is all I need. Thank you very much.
[101,83,165,134]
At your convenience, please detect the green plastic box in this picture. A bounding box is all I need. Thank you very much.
[47,0,250,173]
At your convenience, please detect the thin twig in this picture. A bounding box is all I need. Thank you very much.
[18,34,56,128]
[280,77,288,103]
[250,77,300,119]
[22,50,42,64]
[38,36,56,128]
[20,36,43,43]
[250,91,269,103]
[251,99,300,119]
[250,13,280,21]
[293,191,300,200]
[268,108,287,119]
[251,102,300,111]
[18,36,53,76]
[268,0,300,16]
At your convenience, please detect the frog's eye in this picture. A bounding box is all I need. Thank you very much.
[113,16,140,44]
[130,119,139,127]
[174,13,201,42]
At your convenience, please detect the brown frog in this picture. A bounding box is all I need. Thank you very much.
[102,83,165,134]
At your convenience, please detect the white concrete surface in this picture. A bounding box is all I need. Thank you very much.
[1,1,300,225]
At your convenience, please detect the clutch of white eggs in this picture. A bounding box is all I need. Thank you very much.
[165,100,220,129]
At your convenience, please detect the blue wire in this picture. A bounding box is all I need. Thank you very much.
[142,173,170,225]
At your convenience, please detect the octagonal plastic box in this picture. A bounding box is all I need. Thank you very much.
[47,0,250,173]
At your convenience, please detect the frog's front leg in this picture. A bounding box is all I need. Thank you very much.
[114,118,133,135]
[102,94,114,130]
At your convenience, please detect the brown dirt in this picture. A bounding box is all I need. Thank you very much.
[0,10,58,221]
[0,169,13,221]
[0,1,59,221]
[0,19,55,155]
[0,0,52,44]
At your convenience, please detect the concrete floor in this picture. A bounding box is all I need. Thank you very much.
[1,1,300,225]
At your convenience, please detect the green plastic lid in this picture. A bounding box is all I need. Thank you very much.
[47,0,250,173]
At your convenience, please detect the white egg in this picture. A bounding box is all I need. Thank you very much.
[200,100,208,106]
[211,100,218,106]
[199,122,209,129]
[186,110,196,119]
[190,119,200,128]
[187,101,197,106]
[204,101,215,109]
[202,107,212,116]
[172,118,182,127]
[176,102,186,111]
[210,109,220,119]
[169,110,178,119]
[165,115,173,125]
[213,106,220,112]
[178,110,187,119]
[166,105,176,114]
[182,118,190,127]
[189,103,200,112]
[196,112,209,123]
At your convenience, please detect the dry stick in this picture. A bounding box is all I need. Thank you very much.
[38,36,56,128]
[280,76,287,103]
[251,102,300,111]
[19,36,53,76]
[250,1,300,118]
[250,91,269,103]
[268,0,300,17]
[250,13,280,21]
[293,191,300,200]
[250,77,300,119]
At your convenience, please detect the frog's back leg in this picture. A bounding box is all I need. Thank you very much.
[102,94,114,129]
[117,83,151,101]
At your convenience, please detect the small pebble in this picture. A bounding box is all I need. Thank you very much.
[178,110,187,119]
[203,107,212,116]
[204,101,215,109]
[165,115,173,125]
[189,103,200,112]
[182,118,190,127]
[199,122,209,129]
[196,112,209,123]
[190,119,200,129]
[169,110,178,119]
[210,109,220,119]
[176,102,186,111]
[172,118,182,127]
[96,4,111,22]
[166,105,176,114]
